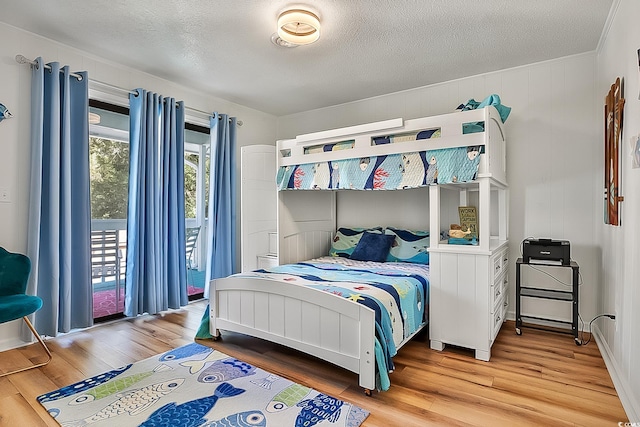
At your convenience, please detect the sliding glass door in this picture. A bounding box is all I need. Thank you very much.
[88,101,210,319]
[89,101,129,320]
[184,124,210,300]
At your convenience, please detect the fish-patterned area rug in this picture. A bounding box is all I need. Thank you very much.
[37,342,369,427]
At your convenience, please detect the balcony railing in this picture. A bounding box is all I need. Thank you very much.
[91,219,205,319]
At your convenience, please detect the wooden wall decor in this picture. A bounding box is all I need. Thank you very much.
[604,77,625,226]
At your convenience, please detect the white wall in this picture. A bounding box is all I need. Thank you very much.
[596,0,640,420]
[278,52,601,334]
[0,22,277,350]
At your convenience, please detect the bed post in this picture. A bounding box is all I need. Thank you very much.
[358,305,376,392]
[209,281,220,340]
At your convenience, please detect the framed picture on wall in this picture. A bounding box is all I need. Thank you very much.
[604,77,625,226]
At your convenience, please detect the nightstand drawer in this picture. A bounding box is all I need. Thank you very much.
[491,271,507,313]
[492,296,508,341]
[492,272,507,313]
[491,247,508,284]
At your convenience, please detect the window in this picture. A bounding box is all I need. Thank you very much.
[185,123,210,219]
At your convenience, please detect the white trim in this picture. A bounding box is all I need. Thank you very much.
[593,325,640,422]
[0,335,35,351]
[88,86,130,108]
[596,0,622,54]
[89,124,129,142]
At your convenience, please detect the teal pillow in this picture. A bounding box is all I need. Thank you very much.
[351,232,395,262]
[385,228,430,264]
[329,227,382,258]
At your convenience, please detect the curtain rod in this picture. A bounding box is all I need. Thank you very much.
[15,54,243,126]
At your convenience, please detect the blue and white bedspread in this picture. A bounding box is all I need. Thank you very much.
[276,146,482,190]
[239,257,429,391]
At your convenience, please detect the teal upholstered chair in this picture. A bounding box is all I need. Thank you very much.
[0,247,51,376]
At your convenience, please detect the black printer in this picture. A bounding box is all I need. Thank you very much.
[522,238,570,265]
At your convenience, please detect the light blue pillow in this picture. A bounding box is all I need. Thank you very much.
[385,228,430,264]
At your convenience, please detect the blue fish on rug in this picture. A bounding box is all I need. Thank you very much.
[295,393,345,427]
[346,405,369,427]
[138,382,245,427]
[197,357,257,383]
[37,364,133,403]
[180,349,227,374]
[203,410,266,427]
[60,378,184,426]
[159,342,212,362]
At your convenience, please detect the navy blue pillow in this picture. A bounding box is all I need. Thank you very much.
[350,231,395,262]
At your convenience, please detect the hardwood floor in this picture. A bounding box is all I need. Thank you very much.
[0,300,628,426]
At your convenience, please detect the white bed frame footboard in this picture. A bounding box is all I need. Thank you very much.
[210,276,377,390]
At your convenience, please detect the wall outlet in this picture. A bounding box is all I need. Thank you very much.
[0,188,10,203]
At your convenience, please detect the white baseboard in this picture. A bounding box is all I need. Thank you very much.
[0,336,33,352]
[0,319,32,352]
[593,325,640,422]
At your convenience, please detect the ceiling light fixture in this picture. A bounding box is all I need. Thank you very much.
[277,8,320,45]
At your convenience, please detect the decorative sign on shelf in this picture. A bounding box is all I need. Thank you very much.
[458,206,478,239]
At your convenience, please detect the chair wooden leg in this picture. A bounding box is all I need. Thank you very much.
[0,316,52,377]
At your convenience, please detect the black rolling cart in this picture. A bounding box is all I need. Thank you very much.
[515,257,580,345]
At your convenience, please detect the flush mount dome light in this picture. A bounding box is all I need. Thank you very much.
[277,9,320,45]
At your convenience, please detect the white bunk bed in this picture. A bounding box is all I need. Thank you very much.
[210,105,508,393]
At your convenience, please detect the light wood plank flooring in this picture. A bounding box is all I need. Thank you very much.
[0,300,628,426]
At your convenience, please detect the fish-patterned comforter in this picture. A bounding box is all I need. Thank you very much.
[241,257,429,391]
[276,145,482,190]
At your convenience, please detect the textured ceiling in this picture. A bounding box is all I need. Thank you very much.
[0,0,613,116]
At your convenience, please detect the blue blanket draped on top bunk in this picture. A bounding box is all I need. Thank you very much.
[244,259,429,391]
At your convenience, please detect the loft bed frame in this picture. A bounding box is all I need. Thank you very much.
[210,106,507,392]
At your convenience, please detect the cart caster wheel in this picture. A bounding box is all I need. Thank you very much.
[212,336,219,341]
[575,338,582,346]
[364,389,372,397]
[515,328,522,335]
